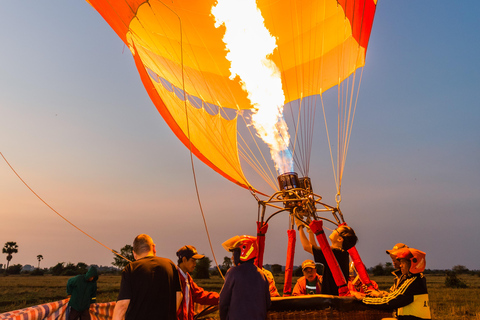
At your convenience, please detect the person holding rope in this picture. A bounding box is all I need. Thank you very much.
[365,243,409,298]
[176,245,219,320]
[297,219,357,296]
[353,247,431,320]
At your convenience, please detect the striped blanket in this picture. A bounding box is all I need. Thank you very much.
[0,300,116,320]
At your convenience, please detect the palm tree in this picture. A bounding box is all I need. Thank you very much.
[37,255,44,269]
[2,241,19,272]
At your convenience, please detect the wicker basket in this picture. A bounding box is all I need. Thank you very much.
[196,295,393,320]
[267,309,393,320]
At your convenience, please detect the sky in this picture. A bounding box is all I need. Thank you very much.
[1,1,479,271]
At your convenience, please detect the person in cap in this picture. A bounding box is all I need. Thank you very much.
[366,243,409,298]
[292,259,322,296]
[353,247,431,320]
[176,245,219,320]
[66,266,98,320]
[297,219,357,295]
[219,235,271,320]
[113,234,182,320]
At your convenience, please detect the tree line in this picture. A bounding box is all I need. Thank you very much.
[3,241,479,286]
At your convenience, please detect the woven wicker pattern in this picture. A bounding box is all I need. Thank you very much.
[266,309,393,320]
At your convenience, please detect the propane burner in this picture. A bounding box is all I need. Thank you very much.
[277,172,317,214]
[277,172,299,191]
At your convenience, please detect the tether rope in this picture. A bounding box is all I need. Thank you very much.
[0,151,132,264]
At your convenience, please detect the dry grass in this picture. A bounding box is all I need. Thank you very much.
[1,273,480,319]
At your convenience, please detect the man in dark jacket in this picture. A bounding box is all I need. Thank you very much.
[354,248,431,320]
[219,235,271,320]
[66,266,98,320]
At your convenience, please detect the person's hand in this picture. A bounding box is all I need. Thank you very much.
[364,288,384,297]
[296,216,312,230]
[351,291,365,300]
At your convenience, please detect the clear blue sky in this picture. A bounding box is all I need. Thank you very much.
[1,1,479,271]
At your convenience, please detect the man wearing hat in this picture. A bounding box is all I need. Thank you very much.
[366,243,409,298]
[176,245,219,320]
[292,259,322,296]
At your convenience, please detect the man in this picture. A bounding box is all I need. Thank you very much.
[366,243,409,297]
[219,235,271,320]
[66,266,98,320]
[292,259,322,296]
[113,234,182,320]
[176,245,219,320]
[297,220,357,295]
[354,248,431,320]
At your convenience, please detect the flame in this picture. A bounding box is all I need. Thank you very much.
[212,0,293,175]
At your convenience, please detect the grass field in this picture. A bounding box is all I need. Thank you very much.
[1,273,479,319]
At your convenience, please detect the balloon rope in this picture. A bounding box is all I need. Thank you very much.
[0,152,131,263]
[166,5,225,280]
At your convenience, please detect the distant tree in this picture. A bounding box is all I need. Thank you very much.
[452,265,469,274]
[62,262,78,276]
[192,256,212,279]
[222,256,232,271]
[445,271,467,288]
[2,241,19,272]
[293,266,303,277]
[51,262,65,275]
[112,245,134,269]
[372,263,386,276]
[271,264,282,275]
[76,262,88,274]
[37,255,44,269]
[384,262,395,274]
[7,264,23,275]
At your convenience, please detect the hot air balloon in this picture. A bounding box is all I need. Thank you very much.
[86,0,386,316]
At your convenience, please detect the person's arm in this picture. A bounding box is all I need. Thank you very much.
[297,224,313,254]
[307,228,321,251]
[112,299,130,320]
[190,277,219,305]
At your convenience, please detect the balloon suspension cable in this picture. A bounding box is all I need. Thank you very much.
[167,4,224,280]
[0,152,132,264]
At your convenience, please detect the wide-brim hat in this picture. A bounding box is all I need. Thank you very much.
[386,243,408,254]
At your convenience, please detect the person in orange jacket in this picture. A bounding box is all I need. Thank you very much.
[176,245,219,320]
[292,260,322,296]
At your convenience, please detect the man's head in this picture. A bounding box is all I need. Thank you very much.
[395,247,426,275]
[176,245,205,273]
[301,260,317,282]
[133,234,155,260]
[329,225,358,250]
[386,243,408,269]
[222,235,258,265]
